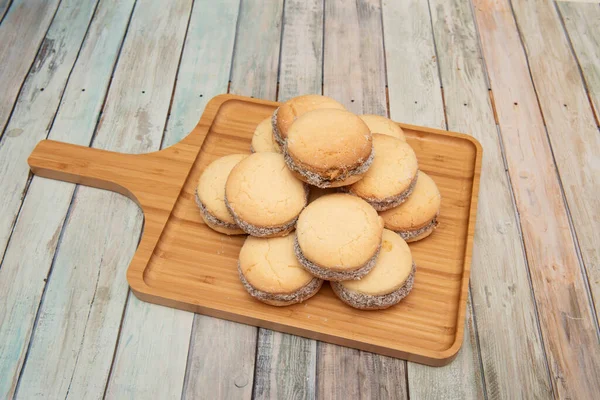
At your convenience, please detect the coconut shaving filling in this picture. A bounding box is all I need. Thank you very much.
[271,108,286,147]
[332,263,416,310]
[293,236,381,281]
[396,217,439,240]
[283,147,375,189]
[195,191,240,229]
[342,171,419,211]
[224,194,299,237]
[238,262,323,305]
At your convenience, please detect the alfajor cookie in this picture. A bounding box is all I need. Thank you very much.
[344,134,418,211]
[379,172,441,242]
[196,154,248,235]
[271,94,345,147]
[295,193,384,281]
[331,229,415,310]
[359,114,406,140]
[284,109,374,188]
[251,117,281,153]
[225,152,308,237]
[238,234,323,306]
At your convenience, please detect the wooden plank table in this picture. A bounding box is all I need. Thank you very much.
[0,0,598,398]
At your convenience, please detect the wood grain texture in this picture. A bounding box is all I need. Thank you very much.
[229,0,284,100]
[108,1,239,398]
[382,0,445,129]
[513,0,600,325]
[0,0,12,22]
[323,0,387,115]
[277,0,323,102]
[253,1,321,398]
[164,0,241,147]
[15,1,191,399]
[182,1,282,398]
[254,331,317,400]
[382,1,484,398]
[183,318,258,399]
[0,0,98,278]
[0,0,60,135]
[430,0,554,398]
[320,0,407,395]
[473,0,600,398]
[0,0,110,396]
[27,95,480,366]
[558,2,600,120]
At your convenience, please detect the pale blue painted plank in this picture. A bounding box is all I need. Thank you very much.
[13,1,192,398]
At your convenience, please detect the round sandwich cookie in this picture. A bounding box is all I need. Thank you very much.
[344,134,418,211]
[238,234,323,306]
[359,114,406,140]
[271,94,345,147]
[331,229,416,310]
[285,109,374,188]
[295,193,384,281]
[196,154,248,235]
[379,171,441,242]
[225,152,308,237]
[251,117,281,153]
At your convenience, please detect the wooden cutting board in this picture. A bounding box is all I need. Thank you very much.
[28,94,482,366]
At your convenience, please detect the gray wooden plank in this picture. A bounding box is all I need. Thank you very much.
[319,1,407,398]
[0,0,12,22]
[252,1,321,399]
[0,0,110,396]
[106,1,239,398]
[229,0,284,100]
[381,0,445,129]
[473,0,600,397]
[323,0,387,115]
[183,319,258,399]
[0,0,61,135]
[14,1,192,398]
[558,2,600,119]
[429,0,554,398]
[276,0,323,102]
[381,1,484,398]
[182,1,284,398]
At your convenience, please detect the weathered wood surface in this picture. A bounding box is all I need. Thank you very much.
[430,0,554,398]
[382,1,484,398]
[320,1,407,398]
[107,1,240,399]
[558,1,600,120]
[253,1,321,398]
[0,0,111,397]
[473,0,600,397]
[0,0,61,136]
[1,0,600,398]
[0,0,12,22]
[323,0,387,116]
[0,0,97,275]
[513,0,600,326]
[183,1,283,399]
[12,1,190,399]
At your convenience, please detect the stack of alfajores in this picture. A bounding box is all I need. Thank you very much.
[195,95,441,310]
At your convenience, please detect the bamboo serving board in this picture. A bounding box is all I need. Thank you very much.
[28,94,482,366]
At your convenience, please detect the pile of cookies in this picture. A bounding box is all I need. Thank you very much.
[196,95,441,310]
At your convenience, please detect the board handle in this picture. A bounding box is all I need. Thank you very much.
[28,140,142,204]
